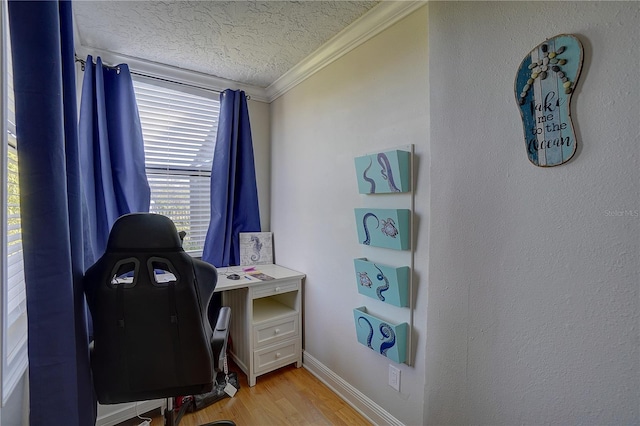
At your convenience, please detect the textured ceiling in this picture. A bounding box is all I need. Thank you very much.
[73,1,380,88]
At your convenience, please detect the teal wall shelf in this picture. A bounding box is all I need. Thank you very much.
[354,149,411,194]
[351,144,414,366]
[354,258,409,307]
[353,306,408,364]
[354,208,411,250]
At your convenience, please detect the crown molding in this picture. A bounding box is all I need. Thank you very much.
[265,1,427,102]
[74,45,270,103]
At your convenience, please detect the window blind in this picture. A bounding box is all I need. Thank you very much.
[132,78,220,256]
[2,11,28,404]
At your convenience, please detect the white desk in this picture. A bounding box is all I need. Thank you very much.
[215,264,305,386]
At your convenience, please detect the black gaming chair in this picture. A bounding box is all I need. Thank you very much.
[84,213,235,425]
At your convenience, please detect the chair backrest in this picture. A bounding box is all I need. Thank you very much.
[84,213,218,404]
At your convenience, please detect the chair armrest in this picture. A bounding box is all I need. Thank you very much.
[211,306,231,371]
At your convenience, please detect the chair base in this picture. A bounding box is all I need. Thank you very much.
[164,396,191,426]
[163,396,236,426]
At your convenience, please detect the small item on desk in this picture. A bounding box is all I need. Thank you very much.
[244,275,251,280]
[227,274,240,280]
[242,266,256,272]
[247,271,275,281]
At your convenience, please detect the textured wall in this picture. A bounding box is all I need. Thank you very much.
[270,7,429,425]
[427,2,639,424]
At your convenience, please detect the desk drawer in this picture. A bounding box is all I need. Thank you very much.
[252,280,299,299]
[254,315,298,349]
[254,339,300,374]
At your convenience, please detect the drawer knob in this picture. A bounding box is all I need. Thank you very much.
[274,328,280,334]
[276,352,281,358]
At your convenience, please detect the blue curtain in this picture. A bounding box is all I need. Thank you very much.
[79,56,150,265]
[202,89,261,267]
[7,1,95,424]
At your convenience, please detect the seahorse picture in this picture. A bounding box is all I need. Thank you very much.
[353,306,408,364]
[239,232,273,265]
[354,208,411,250]
[354,149,411,194]
[353,258,409,307]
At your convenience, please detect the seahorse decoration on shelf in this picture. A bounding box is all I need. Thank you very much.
[357,315,397,356]
[362,153,401,194]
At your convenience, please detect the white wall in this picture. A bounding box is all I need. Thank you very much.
[271,7,429,425]
[272,2,638,425]
[247,99,271,232]
[426,2,639,424]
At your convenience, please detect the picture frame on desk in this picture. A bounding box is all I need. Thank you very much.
[239,232,273,265]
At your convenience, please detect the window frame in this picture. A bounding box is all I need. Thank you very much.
[1,2,28,406]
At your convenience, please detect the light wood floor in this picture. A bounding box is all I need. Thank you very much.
[133,362,372,426]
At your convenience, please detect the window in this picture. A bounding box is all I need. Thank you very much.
[132,77,220,257]
[1,5,28,405]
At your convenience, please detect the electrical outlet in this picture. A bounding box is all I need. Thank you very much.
[388,364,400,391]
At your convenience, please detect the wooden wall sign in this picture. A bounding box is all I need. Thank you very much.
[515,34,584,167]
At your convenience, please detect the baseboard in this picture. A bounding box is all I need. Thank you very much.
[302,351,403,426]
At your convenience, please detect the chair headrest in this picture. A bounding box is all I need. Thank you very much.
[107,213,183,251]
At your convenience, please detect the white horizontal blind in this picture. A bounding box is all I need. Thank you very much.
[2,9,28,405]
[132,78,220,256]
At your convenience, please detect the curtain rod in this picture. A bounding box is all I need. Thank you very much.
[75,54,120,73]
[73,54,230,97]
